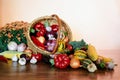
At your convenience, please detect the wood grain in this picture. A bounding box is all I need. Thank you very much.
[0,50,120,80]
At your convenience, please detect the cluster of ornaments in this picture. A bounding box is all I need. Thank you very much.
[30,21,59,52]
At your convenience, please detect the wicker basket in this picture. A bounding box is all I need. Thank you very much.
[26,14,72,56]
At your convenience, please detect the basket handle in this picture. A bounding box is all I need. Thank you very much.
[51,14,61,54]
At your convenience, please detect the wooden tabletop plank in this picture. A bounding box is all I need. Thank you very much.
[0,50,120,80]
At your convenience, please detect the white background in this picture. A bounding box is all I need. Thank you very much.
[0,0,120,50]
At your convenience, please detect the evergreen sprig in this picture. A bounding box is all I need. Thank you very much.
[69,39,88,51]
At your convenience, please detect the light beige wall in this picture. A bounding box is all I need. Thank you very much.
[1,0,120,50]
[116,0,120,14]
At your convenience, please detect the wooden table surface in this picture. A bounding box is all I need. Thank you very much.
[0,50,120,80]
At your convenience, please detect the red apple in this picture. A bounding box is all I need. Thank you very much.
[34,22,44,31]
[67,44,73,51]
[31,53,42,61]
[51,24,59,32]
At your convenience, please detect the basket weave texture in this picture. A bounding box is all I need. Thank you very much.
[26,14,72,56]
